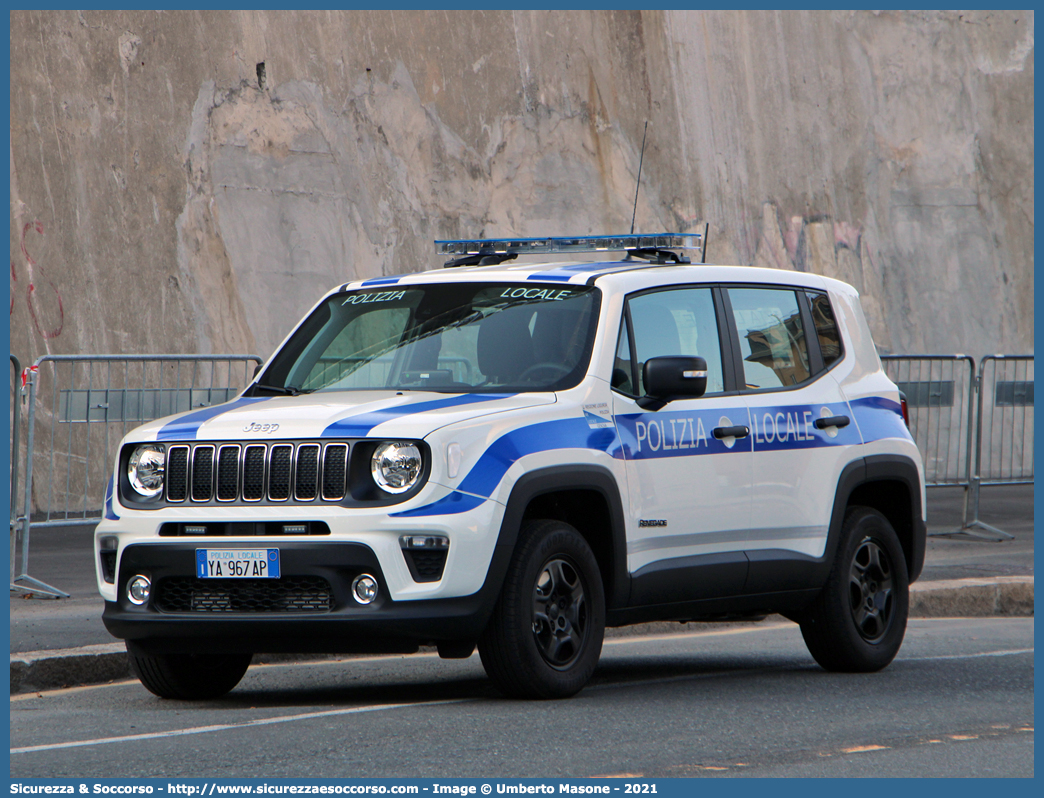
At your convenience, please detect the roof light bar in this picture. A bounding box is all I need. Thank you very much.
[435,233,702,257]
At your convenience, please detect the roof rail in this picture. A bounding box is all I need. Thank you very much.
[435,233,702,268]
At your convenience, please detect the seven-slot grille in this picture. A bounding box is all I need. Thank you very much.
[165,442,349,504]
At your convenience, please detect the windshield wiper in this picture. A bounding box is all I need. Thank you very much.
[251,383,312,396]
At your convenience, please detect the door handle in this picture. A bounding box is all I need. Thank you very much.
[814,415,850,430]
[713,425,750,439]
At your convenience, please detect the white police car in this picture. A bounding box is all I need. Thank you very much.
[96,233,926,700]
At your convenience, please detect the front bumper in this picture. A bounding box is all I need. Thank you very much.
[104,541,497,653]
[95,476,506,604]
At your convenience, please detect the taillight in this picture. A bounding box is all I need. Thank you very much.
[899,392,910,428]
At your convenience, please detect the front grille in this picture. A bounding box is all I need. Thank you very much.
[295,444,319,500]
[322,444,348,500]
[192,446,215,501]
[269,445,292,501]
[165,441,350,505]
[167,447,189,501]
[243,445,266,501]
[217,445,240,501]
[154,575,334,613]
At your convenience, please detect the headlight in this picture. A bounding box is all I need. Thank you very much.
[127,444,166,499]
[371,442,422,494]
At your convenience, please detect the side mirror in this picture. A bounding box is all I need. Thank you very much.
[637,356,708,410]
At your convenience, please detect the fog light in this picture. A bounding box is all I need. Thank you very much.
[352,574,378,605]
[127,575,151,606]
[99,535,118,551]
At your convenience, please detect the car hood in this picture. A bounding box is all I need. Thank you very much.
[129,391,556,443]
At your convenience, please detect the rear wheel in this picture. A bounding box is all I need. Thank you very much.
[800,506,909,672]
[128,646,251,700]
[479,520,605,699]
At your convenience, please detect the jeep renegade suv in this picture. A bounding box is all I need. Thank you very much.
[96,233,926,700]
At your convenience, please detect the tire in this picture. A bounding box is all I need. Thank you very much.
[800,506,909,672]
[128,647,252,700]
[478,519,605,699]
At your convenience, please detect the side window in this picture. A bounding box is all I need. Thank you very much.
[612,316,635,395]
[728,287,811,390]
[808,291,843,367]
[627,288,725,396]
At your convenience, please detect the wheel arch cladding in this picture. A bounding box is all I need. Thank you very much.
[504,465,629,611]
[844,456,925,583]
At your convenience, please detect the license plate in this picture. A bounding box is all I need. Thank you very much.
[196,549,280,579]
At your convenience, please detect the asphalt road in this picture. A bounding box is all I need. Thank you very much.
[10,617,1033,779]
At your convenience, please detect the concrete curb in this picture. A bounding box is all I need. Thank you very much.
[909,575,1034,617]
[11,642,130,695]
[10,576,1033,694]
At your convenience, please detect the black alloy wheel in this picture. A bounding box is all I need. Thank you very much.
[848,537,895,642]
[531,556,590,669]
[800,506,909,672]
[479,519,605,699]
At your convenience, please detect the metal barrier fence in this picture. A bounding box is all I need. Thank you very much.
[13,354,262,597]
[961,355,1034,539]
[10,354,23,593]
[976,355,1034,485]
[881,355,976,488]
[882,354,1033,541]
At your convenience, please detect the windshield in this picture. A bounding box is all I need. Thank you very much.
[253,283,602,394]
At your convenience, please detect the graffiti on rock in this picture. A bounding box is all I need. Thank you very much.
[12,220,65,339]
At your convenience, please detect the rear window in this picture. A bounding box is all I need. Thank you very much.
[808,291,843,368]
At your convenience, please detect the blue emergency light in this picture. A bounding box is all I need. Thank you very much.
[435,232,704,267]
[435,233,701,257]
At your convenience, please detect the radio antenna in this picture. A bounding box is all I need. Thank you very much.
[629,120,649,236]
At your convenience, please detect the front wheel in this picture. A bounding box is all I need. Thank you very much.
[479,520,605,699]
[128,646,252,700]
[800,506,909,672]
